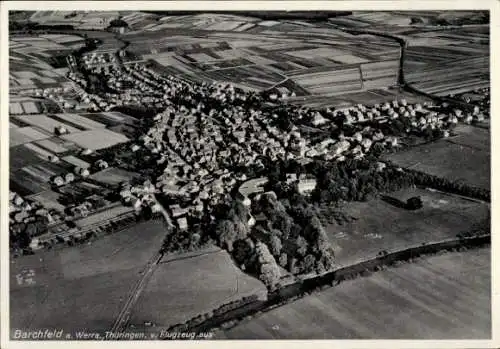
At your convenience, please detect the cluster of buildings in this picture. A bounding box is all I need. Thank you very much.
[67,56,176,112]
[98,61,473,232]
[119,180,162,213]
[9,191,60,226]
[13,44,487,247]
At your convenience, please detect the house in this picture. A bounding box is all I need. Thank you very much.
[319,138,335,149]
[330,140,350,157]
[240,196,251,207]
[120,189,132,198]
[297,179,317,195]
[131,144,140,152]
[286,173,298,184]
[13,195,24,206]
[177,217,188,230]
[361,138,373,150]
[14,211,29,223]
[96,159,109,169]
[29,238,41,250]
[80,168,90,177]
[376,162,386,172]
[53,176,65,187]
[247,215,256,227]
[151,203,162,213]
[48,155,60,163]
[311,112,328,126]
[54,125,68,135]
[133,199,143,210]
[385,136,398,147]
[169,204,189,218]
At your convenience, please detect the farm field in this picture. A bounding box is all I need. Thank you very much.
[220,247,490,339]
[127,248,267,329]
[384,126,490,190]
[319,187,489,267]
[60,129,129,150]
[88,167,140,187]
[121,14,402,95]
[9,127,51,148]
[26,190,66,212]
[403,26,489,96]
[446,124,490,152]
[10,220,168,334]
[13,114,81,134]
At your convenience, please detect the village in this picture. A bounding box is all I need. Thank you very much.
[7,9,491,342]
[9,48,484,251]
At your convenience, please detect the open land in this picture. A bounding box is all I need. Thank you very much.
[319,187,490,267]
[220,247,490,339]
[127,248,266,330]
[384,124,490,190]
[10,220,167,334]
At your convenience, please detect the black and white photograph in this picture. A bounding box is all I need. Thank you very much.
[1,1,496,345]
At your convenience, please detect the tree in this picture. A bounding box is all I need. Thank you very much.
[288,257,299,274]
[303,254,316,273]
[320,248,335,271]
[406,196,423,210]
[295,235,308,256]
[228,200,249,222]
[268,235,282,256]
[278,252,288,268]
[272,211,293,239]
[233,219,249,240]
[254,242,281,288]
[260,262,281,288]
[233,238,255,267]
[303,215,330,254]
[215,219,237,251]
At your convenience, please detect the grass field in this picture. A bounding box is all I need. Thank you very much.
[14,114,81,134]
[61,129,129,151]
[10,127,51,148]
[127,248,266,329]
[384,127,490,190]
[319,187,489,267]
[88,167,140,187]
[10,220,168,334]
[220,247,490,339]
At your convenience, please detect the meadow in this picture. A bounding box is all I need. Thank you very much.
[220,247,490,339]
[384,126,490,190]
[127,248,266,329]
[319,187,489,267]
[10,220,168,334]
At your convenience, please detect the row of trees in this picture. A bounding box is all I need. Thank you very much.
[406,167,490,202]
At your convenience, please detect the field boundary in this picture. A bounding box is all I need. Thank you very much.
[171,233,490,336]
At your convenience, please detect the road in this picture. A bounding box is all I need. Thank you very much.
[109,250,163,334]
[109,195,172,334]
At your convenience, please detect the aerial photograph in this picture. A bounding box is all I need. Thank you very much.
[7,8,490,341]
